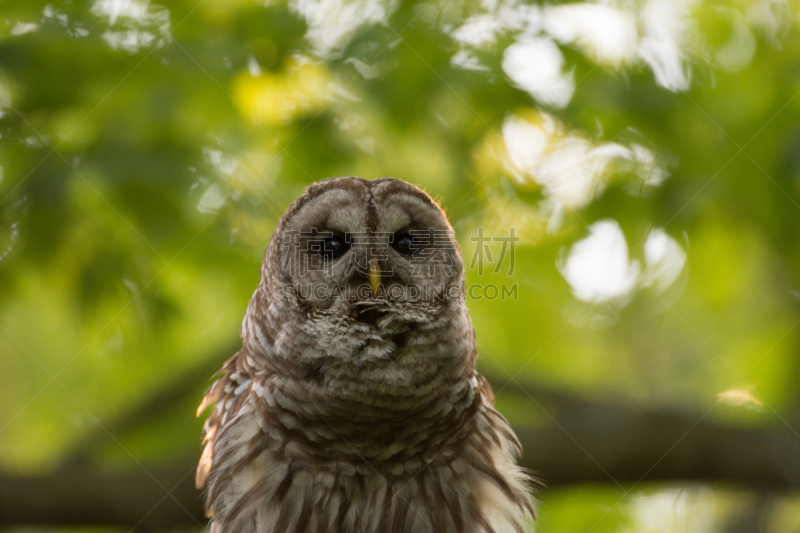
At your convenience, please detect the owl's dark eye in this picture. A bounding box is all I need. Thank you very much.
[393,233,415,256]
[322,234,349,260]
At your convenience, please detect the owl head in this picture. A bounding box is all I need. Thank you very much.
[276,177,463,305]
[243,177,472,376]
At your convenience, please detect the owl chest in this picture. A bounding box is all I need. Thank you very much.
[221,453,504,533]
[211,407,531,533]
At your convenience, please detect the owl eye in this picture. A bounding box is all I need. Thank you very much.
[322,234,349,260]
[393,233,415,256]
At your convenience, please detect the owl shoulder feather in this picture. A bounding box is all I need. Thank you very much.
[196,348,261,489]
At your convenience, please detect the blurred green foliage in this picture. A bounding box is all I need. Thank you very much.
[1,0,800,531]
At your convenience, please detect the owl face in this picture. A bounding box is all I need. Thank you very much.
[263,177,467,368]
[276,178,463,311]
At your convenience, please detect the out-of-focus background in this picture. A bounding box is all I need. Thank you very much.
[1,0,800,531]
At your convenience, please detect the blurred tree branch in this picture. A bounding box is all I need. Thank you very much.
[59,344,237,468]
[0,463,205,530]
[2,355,799,529]
[481,370,800,488]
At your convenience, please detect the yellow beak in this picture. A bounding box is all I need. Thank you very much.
[368,258,381,296]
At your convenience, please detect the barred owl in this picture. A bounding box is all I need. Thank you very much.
[197,177,535,533]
